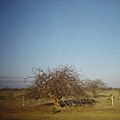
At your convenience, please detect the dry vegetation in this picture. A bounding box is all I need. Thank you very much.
[24,66,106,110]
[0,66,120,120]
[0,88,120,120]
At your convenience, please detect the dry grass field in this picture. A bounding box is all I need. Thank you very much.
[0,88,120,120]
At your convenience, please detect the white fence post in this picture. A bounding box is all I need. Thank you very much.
[111,95,114,106]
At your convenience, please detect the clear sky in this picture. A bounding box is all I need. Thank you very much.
[0,0,120,88]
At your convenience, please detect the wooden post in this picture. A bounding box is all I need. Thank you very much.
[111,95,114,106]
[22,96,25,107]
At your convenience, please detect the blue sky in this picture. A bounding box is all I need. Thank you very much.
[0,0,120,88]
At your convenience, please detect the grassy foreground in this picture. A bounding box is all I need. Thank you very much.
[0,88,120,120]
[0,109,120,120]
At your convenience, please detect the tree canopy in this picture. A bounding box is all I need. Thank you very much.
[25,66,88,100]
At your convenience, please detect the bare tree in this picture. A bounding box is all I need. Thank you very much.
[25,66,89,108]
[84,79,106,97]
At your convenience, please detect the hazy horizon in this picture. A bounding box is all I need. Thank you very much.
[0,0,120,88]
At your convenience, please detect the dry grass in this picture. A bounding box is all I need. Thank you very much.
[0,88,120,120]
